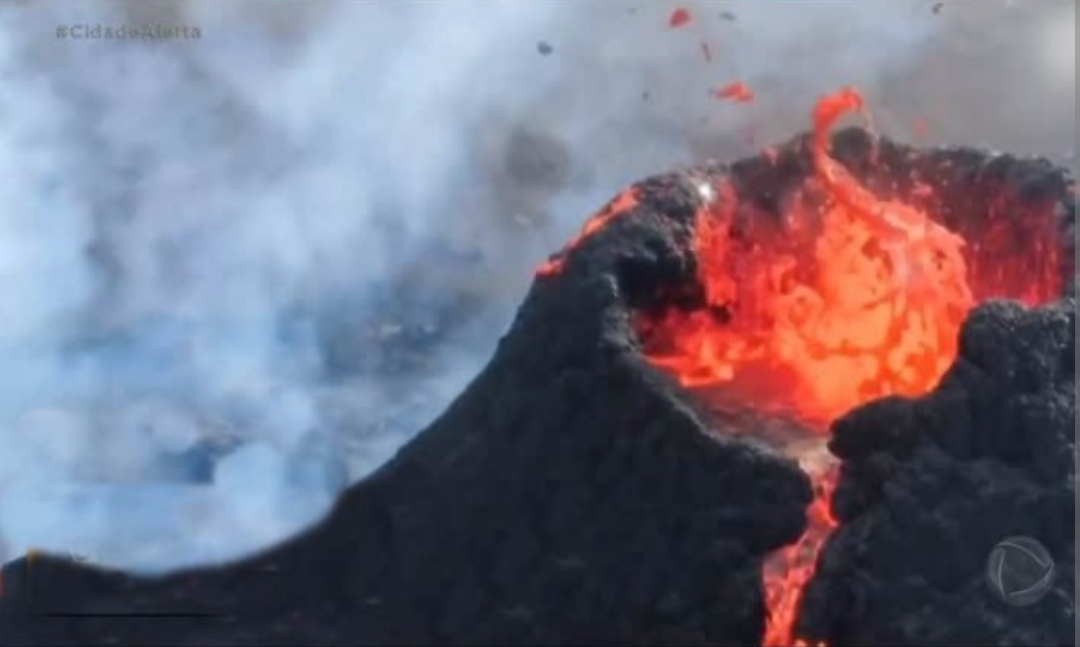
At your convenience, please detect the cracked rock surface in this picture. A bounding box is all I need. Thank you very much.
[797,298,1076,646]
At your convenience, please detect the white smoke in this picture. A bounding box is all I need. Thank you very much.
[1036,4,1075,86]
[0,0,1070,572]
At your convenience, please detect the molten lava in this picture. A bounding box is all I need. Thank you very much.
[639,87,979,646]
[715,81,755,104]
[643,88,974,426]
[536,81,1062,645]
[668,7,692,28]
[537,188,640,277]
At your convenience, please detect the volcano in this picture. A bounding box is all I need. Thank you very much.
[0,91,1073,647]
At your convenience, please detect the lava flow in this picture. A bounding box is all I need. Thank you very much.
[537,187,641,277]
[638,87,980,646]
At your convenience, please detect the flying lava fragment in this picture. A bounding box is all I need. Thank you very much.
[669,7,692,28]
[715,81,755,103]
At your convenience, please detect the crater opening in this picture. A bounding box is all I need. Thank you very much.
[630,88,1073,646]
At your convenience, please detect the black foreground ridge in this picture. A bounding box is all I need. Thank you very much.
[0,128,1074,647]
[796,297,1077,647]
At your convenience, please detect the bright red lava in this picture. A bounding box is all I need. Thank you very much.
[715,81,755,104]
[654,86,972,645]
[536,188,640,277]
[537,84,1063,645]
[636,87,1058,646]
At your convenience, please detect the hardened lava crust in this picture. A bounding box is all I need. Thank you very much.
[796,296,1076,646]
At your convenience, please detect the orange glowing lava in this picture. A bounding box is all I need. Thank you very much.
[640,87,977,646]
[764,474,835,647]
[642,87,972,425]
[716,81,755,104]
[537,188,640,277]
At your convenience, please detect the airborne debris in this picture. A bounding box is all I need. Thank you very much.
[701,42,713,62]
[715,81,754,103]
[668,7,691,28]
[932,2,944,13]
[719,10,737,21]
[537,41,553,56]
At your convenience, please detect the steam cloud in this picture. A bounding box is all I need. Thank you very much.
[0,0,1072,572]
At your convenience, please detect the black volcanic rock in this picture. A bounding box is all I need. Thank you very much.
[797,298,1076,646]
[0,170,812,646]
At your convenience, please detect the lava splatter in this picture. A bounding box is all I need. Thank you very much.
[537,188,641,277]
[715,81,755,103]
[669,8,692,28]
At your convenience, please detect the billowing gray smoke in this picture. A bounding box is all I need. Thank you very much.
[0,0,1072,572]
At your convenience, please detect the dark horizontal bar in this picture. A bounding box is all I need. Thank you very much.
[43,612,219,619]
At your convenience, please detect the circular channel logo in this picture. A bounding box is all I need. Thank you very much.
[985,536,1056,607]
